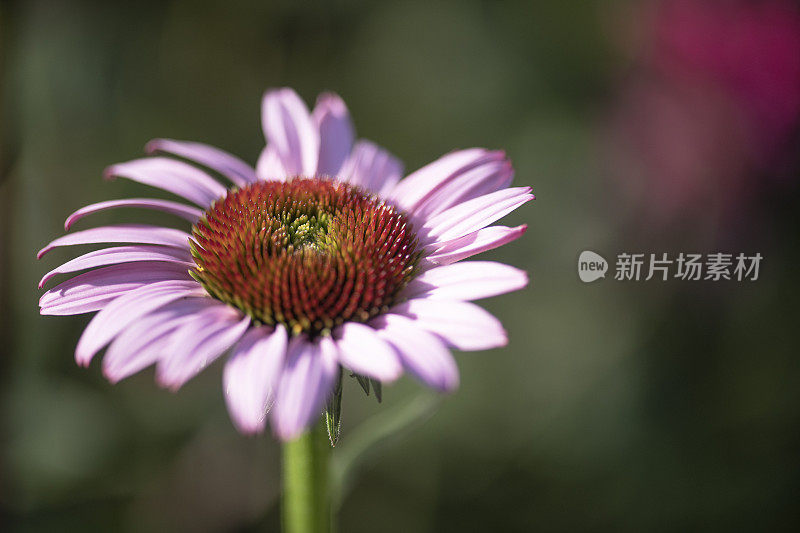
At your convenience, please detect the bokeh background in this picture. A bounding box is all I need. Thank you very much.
[2,0,799,531]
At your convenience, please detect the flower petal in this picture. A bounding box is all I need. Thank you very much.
[371,314,459,392]
[389,149,505,214]
[333,322,402,381]
[223,325,288,433]
[39,245,193,289]
[261,88,319,177]
[38,224,191,259]
[311,92,354,177]
[39,262,193,315]
[145,138,257,187]
[104,157,227,207]
[255,146,287,181]
[404,261,529,301]
[271,336,338,441]
[390,298,507,351]
[102,297,220,383]
[74,280,206,366]
[424,224,528,266]
[338,140,404,195]
[411,158,514,219]
[156,307,251,390]
[422,187,533,243]
[64,198,202,231]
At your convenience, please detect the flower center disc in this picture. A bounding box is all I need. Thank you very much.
[191,178,420,336]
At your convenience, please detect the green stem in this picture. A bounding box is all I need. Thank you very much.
[282,421,332,533]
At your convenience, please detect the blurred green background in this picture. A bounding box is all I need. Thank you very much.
[2,1,799,531]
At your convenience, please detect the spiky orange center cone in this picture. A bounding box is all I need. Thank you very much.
[190,177,421,336]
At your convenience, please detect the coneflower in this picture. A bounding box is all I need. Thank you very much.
[38,87,532,531]
[39,88,531,441]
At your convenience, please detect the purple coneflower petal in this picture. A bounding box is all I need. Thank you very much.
[145,138,258,187]
[404,261,529,301]
[262,88,320,177]
[371,314,459,392]
[255,146,287,181]
[104,318,179,384]
[389,149,505,214]
[40,285,141,316]
[271,336,338,441]
[104,157,227,208]
[424,224,528,266]
[410,158,514,220]
[311,92,354,177]
[391,298,507,351]
[74,280,206,366]
[102,297,218,383]
[223,325,288,434]
[38,224,191,259]
[39,262,193,315]
[422,187,533,243]
[39,245,193,289]
[338,140,404,195]
[333,322,402,382]
[64,198,203,231]
[156,306,251,390]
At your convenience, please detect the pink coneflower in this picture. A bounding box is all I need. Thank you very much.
[38,88,531,441]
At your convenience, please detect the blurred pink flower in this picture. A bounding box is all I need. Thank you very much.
[652,0,800,161]
[607,0,800,221]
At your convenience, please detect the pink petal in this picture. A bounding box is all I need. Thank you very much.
[255,146,287,181]
[223,325,288,433]
[38,224,191,259]
[64,198,202,231]
[411,159,514,220]
[371,314,459,392]
[74,280,206,366]
[102,297,220,383]
[261,88,319,177]
[311,92,354,177]
[424,224,528,266]
[422,187,533,243]
[156,307,251,390]
[390,298,507,351]
[39,262,193,315]
[389,149,506,214]
[338,140,404,195]
[104,157,227,207]
[145,138,257,187]
[271,336,338,441]
[39,245,193,289]
[333,322,402,381]
[404,261,529,301]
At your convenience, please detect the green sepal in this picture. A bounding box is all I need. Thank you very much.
[352,373,370,396]
[325,366,343,447]
[370,379,382,403]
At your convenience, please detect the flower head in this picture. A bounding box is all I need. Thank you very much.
[38,88,531,440]
[191,178,420,335]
